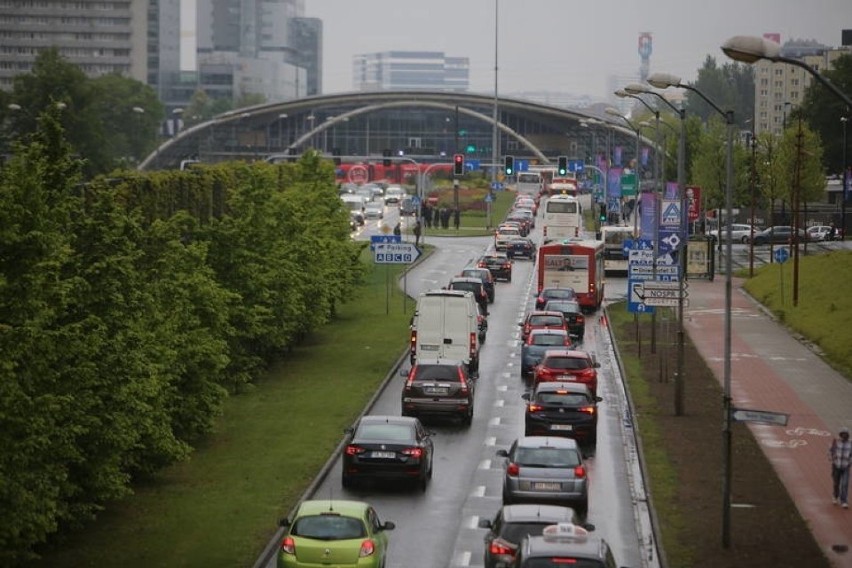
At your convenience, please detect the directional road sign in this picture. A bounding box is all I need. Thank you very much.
[374,243,421,264]
[627,278,654,314]
[370,234,401,252]
[490,182,504,191]
[641,281,688,306]
[774,247,790,263]
[731,407,789,427]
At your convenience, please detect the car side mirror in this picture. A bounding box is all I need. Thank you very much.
[279,517,291,528]
[399,367,409,376]
[583,521,596,531]
[344,426,354,434]
[595,396,603,402]
[382,521,396,531]
[521,393,531,401]
[495,449,509,458]
[477,518,493,529]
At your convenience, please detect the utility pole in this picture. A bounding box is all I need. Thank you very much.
[792,117,805,307]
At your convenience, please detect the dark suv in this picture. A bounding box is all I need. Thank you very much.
[477,253,513,282]
[460,267,496,303]
[401,358,476,425]
[448,277,489,314]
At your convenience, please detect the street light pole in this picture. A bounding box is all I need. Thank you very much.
[648,72,735,548]
[843,115,849,241]
[490,0,499,204]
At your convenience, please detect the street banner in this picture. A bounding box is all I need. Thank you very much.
[686,186,701,222]
[640,192,657,241]
[665,181,679,199]
[607,167,623,199]
[641,147,650,167]
[613,146,623,167]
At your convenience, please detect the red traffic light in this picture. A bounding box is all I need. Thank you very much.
[453,153,465,176]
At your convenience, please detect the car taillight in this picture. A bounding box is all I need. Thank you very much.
[543,226,548,237]
[579,406,595,414]
[470,332,477,358]
[458,366,469,393]
[345,444,365,456]
[410,330,417,354]
[506,462,519,476]
[574,465,586,478]
[577,315,585,323]
[402,447,423,458]
[503,262,511,269]
[579,368,596,378]
[405,369,415,388]
[528,403,544,412]
[359,539,376,557]
[280,536,295,554]
[489,538,515,556]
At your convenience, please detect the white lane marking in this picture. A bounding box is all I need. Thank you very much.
[494,399,505,407]
[489,417,501,426]
[471,485,486,497]
[456,550,472,566]
[496,385,508,392]
[479,459,492,470]
[485,436,497,446]
[467,516,480,529]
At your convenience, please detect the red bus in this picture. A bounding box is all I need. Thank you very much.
[536,238,605,312]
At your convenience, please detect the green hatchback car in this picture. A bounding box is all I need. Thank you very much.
[278,499,395,567]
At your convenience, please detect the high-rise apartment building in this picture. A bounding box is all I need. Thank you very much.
[0,0,148,91]
[353,51,469,92]
[753,37,851,136]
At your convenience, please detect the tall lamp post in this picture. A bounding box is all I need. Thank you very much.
[843,116,849,241]
[628,80,689,416]
[647,72,735,549]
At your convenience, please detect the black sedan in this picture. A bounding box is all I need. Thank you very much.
[506,237,537,260]
[522,382,601,448]
[341,415,434,491]
[543,299,585,341]
[477,253,513,282]
[748,225,809,245]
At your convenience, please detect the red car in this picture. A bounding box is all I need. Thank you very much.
[532,349,600,394]
[519,311,568,342]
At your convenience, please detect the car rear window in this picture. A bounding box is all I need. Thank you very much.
[536,392,590,405]
[415,364,462,382]
[500,521,552,542]
[523,559,603,568]
[530,333,567,346]
[544,289,575,299]
[450,282,481,295]
[545,302,580,314]
[529,316,564,327]
[356,423,414,441]
[291,515,367,540]
[544,356,590,370]
[515,447,580,468]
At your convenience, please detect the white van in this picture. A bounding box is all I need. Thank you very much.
[410,290,481,373]
[340,194,366,214]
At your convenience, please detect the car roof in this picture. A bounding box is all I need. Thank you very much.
[500,504,579,524]
[542,349,591,359]
[423,289,473,299]
[450,277,484,285]
[534,382,593,395]
[529,328,569,337]
[359,415,419,427]
[522,531,606,560]
[414,358,466,367]
[527,311,567,319]
[295,499,370,518]
[516,435,580,450]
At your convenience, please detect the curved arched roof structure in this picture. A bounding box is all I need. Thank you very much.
[140,90,646,172]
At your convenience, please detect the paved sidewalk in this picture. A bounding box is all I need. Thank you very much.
[684,277,852,567]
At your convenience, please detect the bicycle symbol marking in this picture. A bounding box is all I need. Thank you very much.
[762,439,808,449]
[784,427,831,437]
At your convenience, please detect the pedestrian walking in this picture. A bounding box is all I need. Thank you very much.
[828,222,837,241]
[423,204,432,229]
[393,222,401,237]
[829,426,852,507]
[453,207,460,230]
[413,219,422,247]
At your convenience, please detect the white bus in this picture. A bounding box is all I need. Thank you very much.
[542,195,583,243]
[600,225,637,274]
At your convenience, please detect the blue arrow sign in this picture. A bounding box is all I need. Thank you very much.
[490,182,503,191]
[774,247,790,263]
[484,193,494,203]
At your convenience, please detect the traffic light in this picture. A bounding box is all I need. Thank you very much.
[504,155,515,176]
[382,149,392,167]
[453,153,465,177]
[557,156,568,177]
[599,203,607,223]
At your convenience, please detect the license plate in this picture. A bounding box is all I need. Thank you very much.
[371,451,395,459]
[560,375,577,381]
[551,424,573,431]
[532,482,561,491]
[424,387,449,395]
[420,345,440,351]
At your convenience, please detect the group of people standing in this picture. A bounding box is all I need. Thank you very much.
[421,204,460,230]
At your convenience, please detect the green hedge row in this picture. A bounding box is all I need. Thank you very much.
[0,113,364,564]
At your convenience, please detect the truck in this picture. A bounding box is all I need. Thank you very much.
[410,290,481,373]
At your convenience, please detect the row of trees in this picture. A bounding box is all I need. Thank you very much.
[0,109,364,564]
[639,54,852,221]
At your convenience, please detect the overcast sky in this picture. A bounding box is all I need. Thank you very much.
[305,0,849,100]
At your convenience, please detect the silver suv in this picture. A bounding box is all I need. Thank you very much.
[401,358,476,426]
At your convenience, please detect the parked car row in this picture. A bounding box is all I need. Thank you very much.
[708,224,844,245]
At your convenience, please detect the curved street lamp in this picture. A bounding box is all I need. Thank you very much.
[721,36,852,107]
[649,70,736,550]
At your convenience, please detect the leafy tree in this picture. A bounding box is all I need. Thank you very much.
[796,53,852,175]
[685,56,754,130]
[88,74,163,167]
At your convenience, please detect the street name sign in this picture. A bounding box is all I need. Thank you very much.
[374,243,421,264]
[731,407,789,427]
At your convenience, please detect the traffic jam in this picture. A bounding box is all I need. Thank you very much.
[275,171,644,568]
